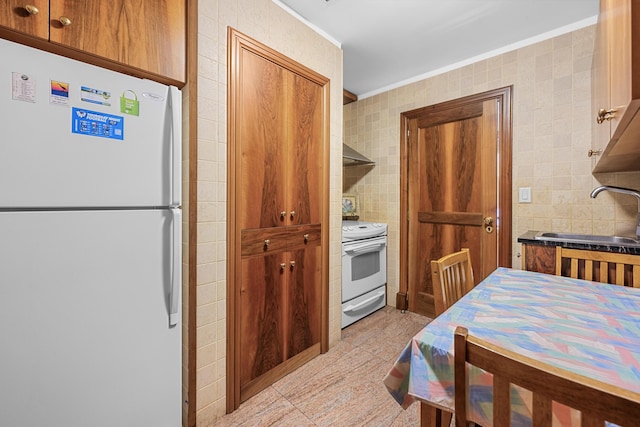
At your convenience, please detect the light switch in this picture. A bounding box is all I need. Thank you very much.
[519,187,532,203]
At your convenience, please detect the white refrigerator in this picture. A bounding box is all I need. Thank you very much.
[0,39,182,426]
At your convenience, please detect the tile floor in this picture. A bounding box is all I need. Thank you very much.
[214,306,432,426]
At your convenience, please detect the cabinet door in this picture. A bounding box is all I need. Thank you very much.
[239,252,286,391]
[49,0,185,83]
[285,227,322,359]
[238,226,321,394]
[592,0,640,172]
[286,73,324,226]
[592,0,611,153]
[606,0,632,137]
[238,48,288,230]
[522,244,556,275]
[0,1,48,39]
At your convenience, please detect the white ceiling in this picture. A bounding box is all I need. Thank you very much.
[276,0,599,99]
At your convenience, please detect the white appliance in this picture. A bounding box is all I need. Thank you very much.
[0,39,182,427]
[341,221,387,328]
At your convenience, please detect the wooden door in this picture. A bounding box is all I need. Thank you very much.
[592,0,611,153]
[239,250,286,398]
[285,227,322,359]
[287,73,324,226]
[238,53,323,230]
[238,48,288,230]
[49,0,185,82]
[607,0,632,138]
[0,1,48,39]
[238,226,322,402]
[400,88,512,318]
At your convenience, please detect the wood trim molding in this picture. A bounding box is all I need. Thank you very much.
[343,89,357,105]
[186,0,197,426]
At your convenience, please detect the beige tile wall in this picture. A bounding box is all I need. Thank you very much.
[343,24,640,306]
[193,0,343,424]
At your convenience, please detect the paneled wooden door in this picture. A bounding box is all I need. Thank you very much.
[399,87,512,318]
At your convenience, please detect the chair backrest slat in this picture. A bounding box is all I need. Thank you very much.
[555,246,640,287]
[431,248,474,316]
[454,326,640,426]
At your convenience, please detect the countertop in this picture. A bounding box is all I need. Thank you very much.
[517,230,640,255]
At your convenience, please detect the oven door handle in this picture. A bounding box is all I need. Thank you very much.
[344,290,385,312]
[344,241,386,255]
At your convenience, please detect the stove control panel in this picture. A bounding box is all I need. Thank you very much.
[342,221,387,242]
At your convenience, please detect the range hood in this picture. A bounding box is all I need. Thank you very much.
[343,144,375,166]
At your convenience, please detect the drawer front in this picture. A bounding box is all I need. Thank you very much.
[286,224,321,251]
[241,227,288,257]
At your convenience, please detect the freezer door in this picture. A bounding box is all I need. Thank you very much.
[0,38,181,208]
[0,210,181,427]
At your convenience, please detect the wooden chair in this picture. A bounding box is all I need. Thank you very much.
[453,326,640,426]
[555,246,640,287]
[431,248,474,316]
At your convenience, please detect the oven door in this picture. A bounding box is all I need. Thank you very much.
[342,235,387,302]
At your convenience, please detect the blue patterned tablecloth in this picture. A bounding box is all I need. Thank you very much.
[383,267,640,426]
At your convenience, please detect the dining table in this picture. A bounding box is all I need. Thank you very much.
[383,267,640,427]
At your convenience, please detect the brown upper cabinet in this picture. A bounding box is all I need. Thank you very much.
[0,1,49,39]
[591,0,640,172]
[0,0,185,86]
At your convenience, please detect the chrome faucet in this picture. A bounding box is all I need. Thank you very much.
[590,185,640,237]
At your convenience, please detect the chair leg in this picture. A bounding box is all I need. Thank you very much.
[419,403,456,427]
[420,402,441,427]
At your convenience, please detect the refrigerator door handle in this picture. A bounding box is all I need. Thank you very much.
[169,207,182,326]
[169,86,182,207]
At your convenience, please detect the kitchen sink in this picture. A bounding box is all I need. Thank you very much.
[533,232,640,246]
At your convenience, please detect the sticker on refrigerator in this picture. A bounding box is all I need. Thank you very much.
[120,90,139,116]
[80,86,111,106]
[71,108,124,140]
[12,72,36,103]
[50,80,69,106]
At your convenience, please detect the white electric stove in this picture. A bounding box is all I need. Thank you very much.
[341,221,388,328]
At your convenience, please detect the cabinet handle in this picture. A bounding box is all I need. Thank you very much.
[280,211,287,218]
[290,210,296,218]
[596,108,615,124]
[59,16,72,26]
[303,234,309,242]
[24,5,39,15]
[280,263,286,270]
[264,239,270,248]
[289,261,296,268]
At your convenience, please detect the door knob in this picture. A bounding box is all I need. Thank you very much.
[59,16,72,26]
[484,216,494,234]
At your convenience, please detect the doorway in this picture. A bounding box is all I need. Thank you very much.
[398,87,513,317]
